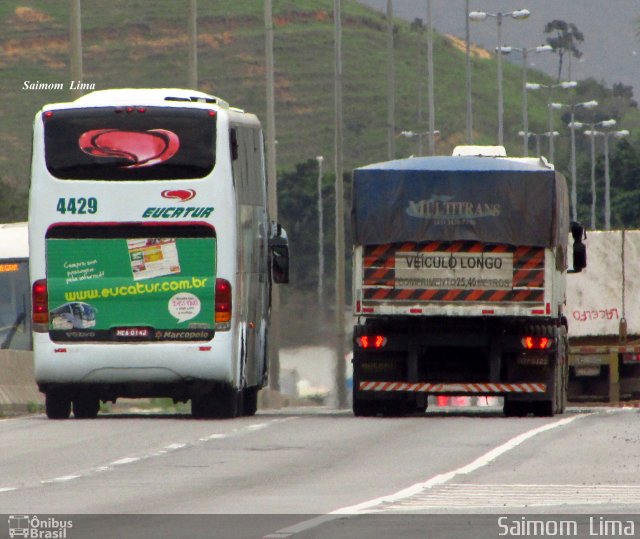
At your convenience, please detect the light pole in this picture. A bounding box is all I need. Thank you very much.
[582,128,629,230]
[387,0,395,160]
[580,119,617,229]
[501,44,552,155]
[603,130,629,230]
[518,130,558,158]
[526,81,576,162]
[426,0,435,156]
[70,0,83,98]
[567,100,598,221]
[264,0,280,391]
[316,156,324,307]
[333,0,347,409]
[469,8,530,146]
[464,0,472,144]
[187,0,198,89]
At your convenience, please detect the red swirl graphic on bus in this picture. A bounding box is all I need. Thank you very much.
[161,189,196,202]
[78,129,180,168]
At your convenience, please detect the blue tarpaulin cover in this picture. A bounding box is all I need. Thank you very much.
[352,156,569,248]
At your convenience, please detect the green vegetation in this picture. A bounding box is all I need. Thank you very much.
[1,2,638,346]
[0,0,578,217]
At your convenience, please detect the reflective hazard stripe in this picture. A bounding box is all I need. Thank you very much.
[359,381,547,393]
[362,242,545,303]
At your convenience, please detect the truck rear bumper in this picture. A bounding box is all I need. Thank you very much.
[358,380,547,395]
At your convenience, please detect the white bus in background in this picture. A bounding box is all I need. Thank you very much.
[29,88,289,419]
[0,222,32,351]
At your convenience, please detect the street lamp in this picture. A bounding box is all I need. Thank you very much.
[501,44,552,156]
[567,99,598,221]
[578,119,617,229]
[316,156,324,306]
[526,81,577,162]
[581,127,628,230]
[400,130,440,156]
[469,8,530,146]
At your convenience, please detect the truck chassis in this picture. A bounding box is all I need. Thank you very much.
[352,316,568,417]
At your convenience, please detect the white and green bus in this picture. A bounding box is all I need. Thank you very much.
[29,88,289,419]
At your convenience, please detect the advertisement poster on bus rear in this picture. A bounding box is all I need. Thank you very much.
[46,237,215,341]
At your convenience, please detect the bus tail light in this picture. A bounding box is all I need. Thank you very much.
[32,279,49,329]
[215,278,232,331]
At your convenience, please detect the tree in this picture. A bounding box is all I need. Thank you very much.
[544,20,584,81]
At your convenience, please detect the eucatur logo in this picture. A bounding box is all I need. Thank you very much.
[161,189,196,202]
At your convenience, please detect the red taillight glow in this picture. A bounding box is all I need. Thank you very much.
[32,279,49,325]
[521,336,552,350]
[208,110,217,117]
[215,278,232,329]
[357,335,387,349]
[43,111,54,119]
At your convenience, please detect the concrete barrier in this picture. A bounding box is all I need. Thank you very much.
[0,350,314,415]
[0,350,43,414]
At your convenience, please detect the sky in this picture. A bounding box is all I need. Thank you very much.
[357,0,640,96]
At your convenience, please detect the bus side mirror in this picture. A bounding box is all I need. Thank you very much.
[568,221,587,273]
[270,224,290,284]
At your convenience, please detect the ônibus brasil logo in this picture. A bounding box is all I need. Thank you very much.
[8,515,73,538]
[161,189,196,202]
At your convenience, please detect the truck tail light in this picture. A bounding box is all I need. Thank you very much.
[32,279,49,327]
[622,353,640,364]
[215,278,231,331]
[356,335,387,349]
[521,336,553,350]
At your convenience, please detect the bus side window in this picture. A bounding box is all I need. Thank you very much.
[230,128,238,161]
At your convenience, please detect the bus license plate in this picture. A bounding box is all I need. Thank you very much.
[114,327,150,338]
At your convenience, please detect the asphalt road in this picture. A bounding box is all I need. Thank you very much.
[1,405,639,538]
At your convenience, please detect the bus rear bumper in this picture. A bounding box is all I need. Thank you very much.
[33,333,235,392]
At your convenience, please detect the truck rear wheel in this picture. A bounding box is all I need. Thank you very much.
[503,398,528,417]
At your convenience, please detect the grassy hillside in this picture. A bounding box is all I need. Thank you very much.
[0,0,558,221]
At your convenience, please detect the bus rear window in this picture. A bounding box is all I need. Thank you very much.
[44,106,216,181]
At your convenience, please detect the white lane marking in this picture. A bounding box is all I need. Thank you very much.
[373,483,640,510]
[110,457,141,466]
[14,417,296,491]
[332,414,582,514]
[164,443,187,450]
[200,433,228,442]
[42,475,82,484]
[265,414,584,538]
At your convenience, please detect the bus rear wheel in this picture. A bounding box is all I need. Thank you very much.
[191,385,239,419]
[73,395,100,419]
[45,392,71,420]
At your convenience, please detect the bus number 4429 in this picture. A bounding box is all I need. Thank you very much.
[56,197,98,215]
